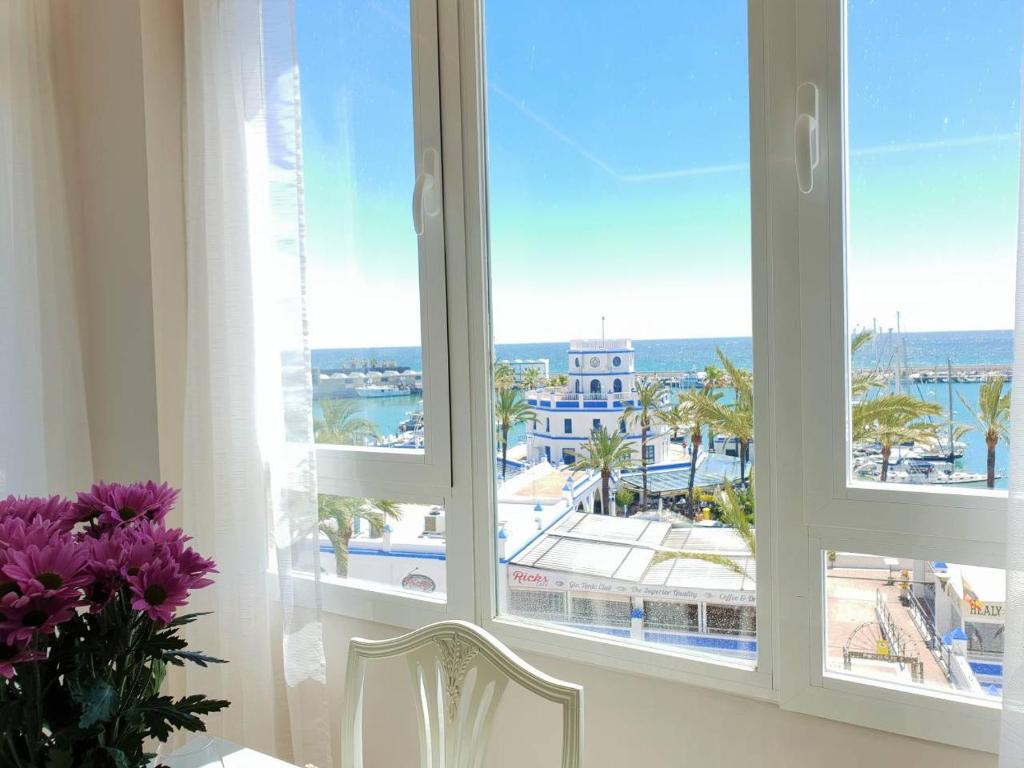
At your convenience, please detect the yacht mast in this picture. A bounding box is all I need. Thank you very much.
[895,312,902,395]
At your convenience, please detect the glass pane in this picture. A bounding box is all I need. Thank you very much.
[486,2,756,661]
[825,551,1003,702]
[296,1,427,451]
[845,1,1023,491]
[319,495,446,598]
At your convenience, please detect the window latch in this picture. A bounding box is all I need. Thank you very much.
[795,82,819,194]
[412,147,441,235]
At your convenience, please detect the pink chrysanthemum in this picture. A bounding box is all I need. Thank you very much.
[0,636,45,679]
[174,546,217,588]
[73,481,179,528]
[128,561,190,624]
[0,495,74,531]
[0,588,79,643]
[3,538,92,598]
[0,516,60,552]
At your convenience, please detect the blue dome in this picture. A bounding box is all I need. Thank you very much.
[497,528,509,540]
[534,502,544,512]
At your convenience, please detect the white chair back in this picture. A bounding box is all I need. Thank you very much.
[341,620,583,768]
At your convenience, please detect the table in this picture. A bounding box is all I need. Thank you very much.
[158,737,299,767]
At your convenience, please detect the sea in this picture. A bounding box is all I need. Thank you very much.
[312,329,1014,489]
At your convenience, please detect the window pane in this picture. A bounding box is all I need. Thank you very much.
[825,551,1003,701]
[296,1,427,451]
[845,1,1023,491]
[319,495,446,598]
[486,1,755,660]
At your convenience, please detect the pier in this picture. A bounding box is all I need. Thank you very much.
[643,363,1012,386]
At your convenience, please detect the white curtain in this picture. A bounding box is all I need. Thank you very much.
[0,0,93,497]
[182,1,332,765]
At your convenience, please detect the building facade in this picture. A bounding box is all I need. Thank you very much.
[524,338,671,467]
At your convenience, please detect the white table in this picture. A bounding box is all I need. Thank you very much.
[158,737,299,767]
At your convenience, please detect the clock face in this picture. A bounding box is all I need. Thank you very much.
[589,356,600,368]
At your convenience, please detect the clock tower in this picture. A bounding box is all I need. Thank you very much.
[568,338,635,396]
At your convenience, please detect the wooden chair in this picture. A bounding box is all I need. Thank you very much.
[341,620,583,768]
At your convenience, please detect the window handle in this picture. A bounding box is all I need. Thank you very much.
[412,147,441,235]
[795,82,819,194]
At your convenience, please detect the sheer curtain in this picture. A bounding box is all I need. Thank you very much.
[181,1,332,765]
[0,0,93,497]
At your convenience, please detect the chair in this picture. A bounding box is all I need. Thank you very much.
[341,620,583,768]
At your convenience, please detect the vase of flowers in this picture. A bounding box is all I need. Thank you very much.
[0,482,229,767]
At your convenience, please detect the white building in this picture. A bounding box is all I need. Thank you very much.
[524,338,671,468]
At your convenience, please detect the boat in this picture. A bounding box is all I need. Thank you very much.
[398,404,424,432]
[355,384,412,398]
[929,470,993,486]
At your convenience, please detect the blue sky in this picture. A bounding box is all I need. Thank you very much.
[296,1,1023,349]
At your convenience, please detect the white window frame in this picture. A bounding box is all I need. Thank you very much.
[314,0,452,494]
[306,0,474,625]
[448,0,776,700]
[776,0,1007,752]
[292,0,1010,753]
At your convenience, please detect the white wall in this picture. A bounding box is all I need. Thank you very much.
[51,5,997,766]
[323,613,994,768]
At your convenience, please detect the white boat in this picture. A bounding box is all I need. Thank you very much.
[355,384,412,398]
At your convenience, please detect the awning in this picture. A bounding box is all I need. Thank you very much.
[620,453,743,495]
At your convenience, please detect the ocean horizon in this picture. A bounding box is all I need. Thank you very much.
[312,329,1014,373]
[313,329,1015,489]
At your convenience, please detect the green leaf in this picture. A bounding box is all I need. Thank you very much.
[128,694,230,742]
[71,679,119,729]
[162,650,227,668]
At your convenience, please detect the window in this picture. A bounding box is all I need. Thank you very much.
[318,495,446,598]
[285,0,1016,751]
[824,552,1003,703]
[842,2,1020,495]
[783,0,1020,750]
[295,0,450,607]
[482,0,759,664]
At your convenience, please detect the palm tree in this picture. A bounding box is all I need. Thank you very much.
[495,388,535,480]
[494,362,515,392]
[652,480,754,576]
[660,400,688,444]
[957,376,1010,489]
[548,373,569,388]
[692,349,754,484]
[318,496,401,577]
[571,427,635,516]
[625,377,667,509]
[314,399,378,446]
[678,390,708,517]
[853,393,943,481]
[850,329,885,399]
[521,366,545,391]
[702,364,726,451]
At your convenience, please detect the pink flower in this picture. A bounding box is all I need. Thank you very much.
[0,636,45,679]
[73,481,179,528]
[0,588,79,643]
[128,561,190,624]
[3,538,92,597]
[0,495,74,532]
